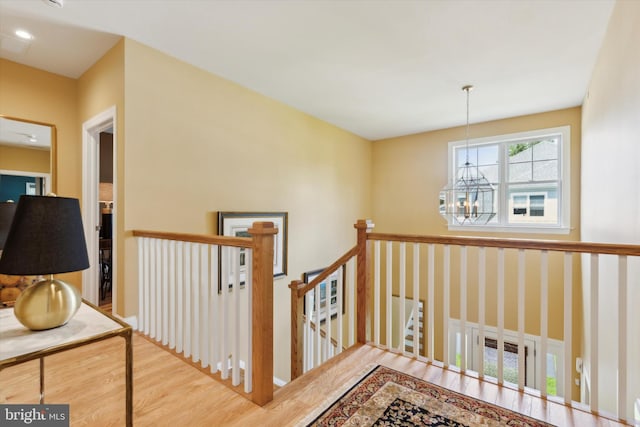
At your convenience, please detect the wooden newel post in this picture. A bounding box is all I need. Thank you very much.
[289,279,305,380]
[354,219,374,344]
[248,221,278,406]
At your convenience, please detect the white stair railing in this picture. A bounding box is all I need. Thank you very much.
[137,236,252,391]
[134,224,278,407]
[367,231,640,424]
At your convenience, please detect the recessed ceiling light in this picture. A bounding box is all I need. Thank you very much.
[15,29,34,40]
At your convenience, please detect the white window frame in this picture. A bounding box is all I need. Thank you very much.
[446,126,570,234]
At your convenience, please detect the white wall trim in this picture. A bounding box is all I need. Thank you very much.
[81,106,117,311]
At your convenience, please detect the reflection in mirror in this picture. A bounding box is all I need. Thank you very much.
[0,116,56,202]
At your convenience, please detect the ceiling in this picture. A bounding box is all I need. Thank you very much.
[0,0,615,140]
[0,116,52,150]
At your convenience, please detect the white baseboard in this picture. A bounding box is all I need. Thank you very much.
[273,377,287,387]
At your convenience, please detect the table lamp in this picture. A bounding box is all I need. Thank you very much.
[0,195,89,330]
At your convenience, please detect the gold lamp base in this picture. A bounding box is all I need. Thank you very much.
[14,277,81,330]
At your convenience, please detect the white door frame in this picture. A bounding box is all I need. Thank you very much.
[82,106,117,311]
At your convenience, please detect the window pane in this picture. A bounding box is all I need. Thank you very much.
[483,339,522,384]
[508,142,533,161]
[457,146,477,167]
[478,164,499,183]
[477,144,499,166]
[509,162,531,183]
[529,195,545,217]
[533,160,558,181]
[533,138,558,161]
[508,184,558,225]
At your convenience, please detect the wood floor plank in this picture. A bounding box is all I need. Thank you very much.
[0,333,628,426]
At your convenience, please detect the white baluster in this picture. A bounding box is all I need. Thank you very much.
[142,238,150,334]
[220,246,229,380]
[348,257,355,347]
[176,241,184,354]
[618,255,627,420]
[315,285,321,367]
[460,246,467,371]
[184,243,192,359]
[232,247,240,386]
[412,243,420,359]
[337,264,343,355]
[162,239,169,346]
[497,248,504,385]
[443,245,450,367]
[200,244,209,369]
[399,242,406,353]
[244,249,253,393]
[540,250,548,398]
[563,252,572,405]
[386,241,392,350]
[374,240,381,346]
[590,253,599,412]
[478,247,486,379]
[155,239,162,342]
[137,238,144,332]
[191,243,200,363]
[517,249,525,391]
[169,240,176,350]
[210,245,219,374]
[149,238,156,339]
[428,244,435,362]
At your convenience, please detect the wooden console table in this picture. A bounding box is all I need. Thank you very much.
[0,301,132,426]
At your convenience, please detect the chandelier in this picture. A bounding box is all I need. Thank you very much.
[440,85,496,225]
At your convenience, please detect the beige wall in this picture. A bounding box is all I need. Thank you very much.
[0,59,78,197]
[0,58,80,286]
[581,0,640,419]
[121,40,372,381]
[78,39,125,310]
[0,145,50,174]
[372,107,583,398]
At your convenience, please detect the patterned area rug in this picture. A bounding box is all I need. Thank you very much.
[302,365,554,426]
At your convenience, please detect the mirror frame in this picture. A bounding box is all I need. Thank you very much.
[0,115,57,194]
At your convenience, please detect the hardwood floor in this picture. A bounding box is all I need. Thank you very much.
[0,333,628,426]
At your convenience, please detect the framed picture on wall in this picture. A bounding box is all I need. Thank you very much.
[303,266,346,323]
[217,212,288,291]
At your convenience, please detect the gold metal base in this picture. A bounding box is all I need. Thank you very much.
[14,278,81,330]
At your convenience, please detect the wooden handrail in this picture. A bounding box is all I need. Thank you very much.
[132,229,252,248]
[293,246,358,297]
[368,232,640,256]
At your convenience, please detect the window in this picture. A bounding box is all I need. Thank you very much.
[446,126,570,233]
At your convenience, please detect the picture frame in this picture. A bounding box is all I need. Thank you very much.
[303,266,346,323]
[217,212,288,291]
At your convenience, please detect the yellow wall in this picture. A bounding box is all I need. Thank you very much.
[78,39,125,310]
[0,58,80,286]
[0,59,78,197]
[581,0,640,418]
[121,40,372,381]
[0,145,50,174]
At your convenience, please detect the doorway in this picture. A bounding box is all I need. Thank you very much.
[82,107,117,313]
[98,131,113,309]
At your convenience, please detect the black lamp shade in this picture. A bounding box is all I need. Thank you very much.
[0,202,17,250]
[0,195,90,275]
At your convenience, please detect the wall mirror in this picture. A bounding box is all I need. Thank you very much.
[0,115,56,202]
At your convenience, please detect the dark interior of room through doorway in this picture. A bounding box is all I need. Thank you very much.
[98,131,113,310]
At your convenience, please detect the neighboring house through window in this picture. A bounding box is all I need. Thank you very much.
[445,126,570,233]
